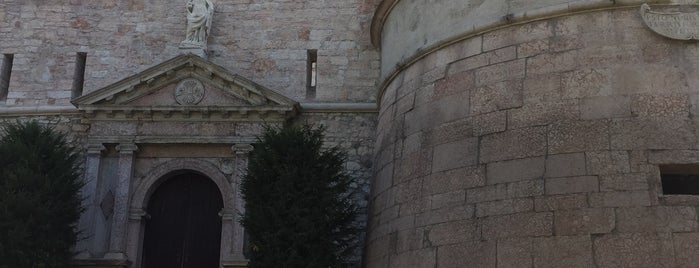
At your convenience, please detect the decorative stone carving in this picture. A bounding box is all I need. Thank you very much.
[175,78,205,105]
[180,0,214,49]
[640,3,699,40]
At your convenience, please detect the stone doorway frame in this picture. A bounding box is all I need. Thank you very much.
[127,157,248,268]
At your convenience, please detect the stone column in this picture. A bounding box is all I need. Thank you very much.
[105,143,138,260]
[75,143,106,259]
[230,143,253,261]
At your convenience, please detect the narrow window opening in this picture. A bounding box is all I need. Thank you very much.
[72,52,87,99]
[306,49,317,99]
[0,54,14,101]
[660,164,699,195]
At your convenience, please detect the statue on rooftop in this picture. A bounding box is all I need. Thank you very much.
[180,0,214,49]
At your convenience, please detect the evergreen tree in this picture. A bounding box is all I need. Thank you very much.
[0,121,84,268]
[241,125,357,268]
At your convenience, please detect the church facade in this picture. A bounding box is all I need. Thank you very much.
[3,0,699,267]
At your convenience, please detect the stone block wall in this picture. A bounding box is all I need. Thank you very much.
[0,0,380,105]
[368,8,699,267]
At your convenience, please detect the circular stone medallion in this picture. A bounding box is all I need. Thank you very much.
[174,78,205,105]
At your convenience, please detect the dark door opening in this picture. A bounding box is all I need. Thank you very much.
[142,172,223,268]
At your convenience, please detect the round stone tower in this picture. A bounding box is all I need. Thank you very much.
[367,0,699,267]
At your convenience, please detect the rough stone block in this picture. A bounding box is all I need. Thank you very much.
[481,212,553,239]
[485,46,517,65]
[433,71,474,100]
[673,233,699,268]
[394,150,432,182]
[548,120,609,154]
[496,238,533,268]
[586,151,630,175]
[424,118,472,147]
[518,39,550,58]
[534,193,589,211]
[427,220,480,246]
[487,157,545,184]
[610,118,697,150]
[522,73,560,104]
[395,228,425,253]
[472,110,507,136]
[471,79,523,115]
[475,198,533,218]
[449,54,488,75]
[415,204,475,227]
[395,178,423,204]
[403,91,470,135]
[561,68,613,99]
[467,179,544,204]
[599,173,649,192]
[483,20,552,51]
[545,153,586,178]
[508,100,579,129]
[437,240,496,268]
[423,166,485,195]
[554,208,615,235]
[532,235,593,268]
[631,94,689,118]
[580,96,631,120]
[430,190,465,209]
[388,248,436,268]
[616,206,697,233]
[648,150,699,164]
[526,50,579,75]
[432,138,478,173]
[545,176,599,195]
[475,59,526,86]
[593,233,676,268]
[589,191,651,208]
[480,126,547,163]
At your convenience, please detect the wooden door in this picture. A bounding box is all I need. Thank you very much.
[142,172,223,268]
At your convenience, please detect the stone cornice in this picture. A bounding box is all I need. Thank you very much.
[0,105,78,116]
[88,135,257,144]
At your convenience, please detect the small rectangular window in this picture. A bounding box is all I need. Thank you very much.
[0,54,14,101]
[660,164,699,195]
[72,52,87,99]
[306,49,317,99]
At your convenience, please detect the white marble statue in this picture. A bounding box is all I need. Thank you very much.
[180,0,214,48]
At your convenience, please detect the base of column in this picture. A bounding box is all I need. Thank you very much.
[222,260,248,268]
[73,258,131,268]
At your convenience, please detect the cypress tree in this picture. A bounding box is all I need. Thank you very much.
[0,121,84,268]
[240,125,357,268]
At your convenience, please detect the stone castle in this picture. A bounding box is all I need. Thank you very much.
[2,0,699,267]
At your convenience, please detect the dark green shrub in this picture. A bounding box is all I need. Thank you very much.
[240,125,357,268]
[0,121,83,268]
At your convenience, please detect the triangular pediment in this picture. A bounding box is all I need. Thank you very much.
[72,54,298,121]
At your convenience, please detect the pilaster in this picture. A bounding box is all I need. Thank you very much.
[105,143,138,261]
[75,143,106,259]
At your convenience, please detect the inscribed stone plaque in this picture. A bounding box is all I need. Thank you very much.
[640,3,699,40]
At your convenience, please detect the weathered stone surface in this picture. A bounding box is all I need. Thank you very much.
[561,68,613,99]
[415,204,475,227]
[631,94,689,118]
[599,173,649,192]
[487,157,545,184]
[534,194,589,211]
[593,233,676,268]
[674,233,699,268]
[432,138,479,172]
[554,208,615,235]
[430,190,465,210]
[424,118,473,147]
[545,176,599,195]
[522,73,560,104]
[471,79,523,115]
[474,59,526,86]
[427,220,480,246]
[616,206,697,233]
[532,235,593,268]
[508,100,579,129]
[610,118,697,150]
[647,149,699,164]
[586,151,630,175]
[403,91,470,135]
[548,120,609,154]
[545,153,586,178]
[580,96,632,120]
[480,126,547,163]
[467,180,544,204]
[589,191,651,208]
[526,50,579,75]
[423,166,485,195]
[481,212,553,239]
[437,240,496,268]
[475,198,533,218]
[472,110,507,136]
[388,248,436,268]
[496,238,533,268]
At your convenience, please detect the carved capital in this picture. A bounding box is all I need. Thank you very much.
[116,143,139,153]
[232,143,254,155]
[128,208,148,220]
[86,143,106,155]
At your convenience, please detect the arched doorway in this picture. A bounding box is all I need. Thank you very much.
[142,172,223,268]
